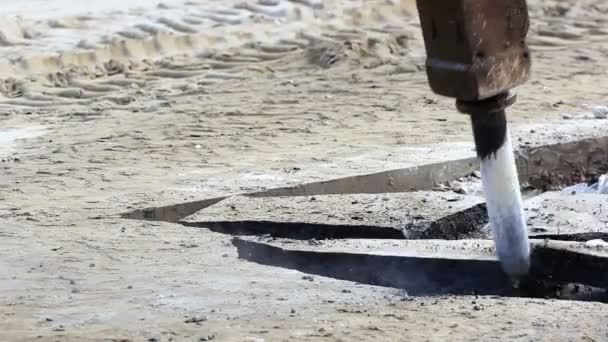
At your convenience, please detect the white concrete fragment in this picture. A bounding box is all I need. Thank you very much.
[592,105,608,119]
[585,239,608,249]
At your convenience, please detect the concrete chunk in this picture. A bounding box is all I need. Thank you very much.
[526,192,608,239]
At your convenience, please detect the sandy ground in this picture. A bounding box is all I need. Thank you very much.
[1,0,608,341]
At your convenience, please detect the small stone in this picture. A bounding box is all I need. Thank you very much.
[449,180,466,194]
[184,316,207,324]
[472,171,481,179]
[592,105,608,119]
[562,113,573,120]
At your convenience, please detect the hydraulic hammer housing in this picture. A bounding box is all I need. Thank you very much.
[416,0,531,102]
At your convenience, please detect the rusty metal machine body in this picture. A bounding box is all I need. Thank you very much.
[415,0,533,279]
[417,0,531,102]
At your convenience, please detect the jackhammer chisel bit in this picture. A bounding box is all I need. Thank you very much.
[416,0,532,278]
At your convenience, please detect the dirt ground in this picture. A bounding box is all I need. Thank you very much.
[1,0,608,341]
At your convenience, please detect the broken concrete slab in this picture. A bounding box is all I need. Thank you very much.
[254,121,608,198]
[124,122,608,224]
[179,192,486,240]
[179,189,608,241]
[232,237,608,298]
[529,239,608,290]
[232,237,510,296]
[525,192,608,240]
